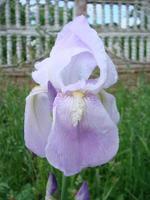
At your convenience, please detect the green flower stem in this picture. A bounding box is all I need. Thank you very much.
[61,174,67,200]
[95,168,100,197]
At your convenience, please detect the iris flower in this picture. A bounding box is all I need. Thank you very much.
[24,16,119,176]
[45,173,58,199]
[75,182,90,200]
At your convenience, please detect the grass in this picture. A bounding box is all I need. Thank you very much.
[0,78,150,200]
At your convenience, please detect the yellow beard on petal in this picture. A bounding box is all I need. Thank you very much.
[72,91,85,98]
[71,91,86,127]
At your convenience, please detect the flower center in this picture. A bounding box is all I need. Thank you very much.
[72,91,85,98]
[71,91,85,127]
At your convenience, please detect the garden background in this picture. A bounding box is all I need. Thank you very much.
[0,0,150,199]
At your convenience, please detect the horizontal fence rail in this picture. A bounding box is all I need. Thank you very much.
[0,0,150,67]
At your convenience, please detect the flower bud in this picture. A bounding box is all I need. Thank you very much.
[45,173,57,200]
[75,182,90,200]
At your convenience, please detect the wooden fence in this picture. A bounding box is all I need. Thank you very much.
[0,0,150,67]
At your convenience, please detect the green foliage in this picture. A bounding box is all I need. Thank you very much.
[0,78,150,200]
[0,1,26,25]
[0,3,5,25]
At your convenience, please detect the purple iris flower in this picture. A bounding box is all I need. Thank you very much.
[24,15,119,176]
[75,182,90,200]
[45,173,58,199]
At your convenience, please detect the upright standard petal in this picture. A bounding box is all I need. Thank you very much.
[48,35,93,91]
[61,52,96,87]
[31,16,118,93]
[24,86,54,157]
[51,16,118,93]
[67,15,118,92]
[45,93,119,176]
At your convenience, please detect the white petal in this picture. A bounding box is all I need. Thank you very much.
[61,52,96,86]
[45,93,119,176]
[32,58,51,86]
[103,55,118,89]
[100,90,120,124]
[24,86,52,157]
[31,16,118,92]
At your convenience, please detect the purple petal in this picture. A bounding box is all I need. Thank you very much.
[45,93,119,176]
[24,86,53,157]
[48,36,91,91]
[64,15,118,92]
[103,54,118,89]
[100,90,120,124]
[75,182,90,200]
[31,16,117,93]
[33,30,91,90]
[61,52,96,88]
[48,81,57,109]
[45,173,57,198]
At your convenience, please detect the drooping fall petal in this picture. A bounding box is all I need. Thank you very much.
[45,93,119,176]
[100,90,120,124]
[24,86,54,157]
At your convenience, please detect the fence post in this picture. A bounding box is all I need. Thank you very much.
[74,0,87,17]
